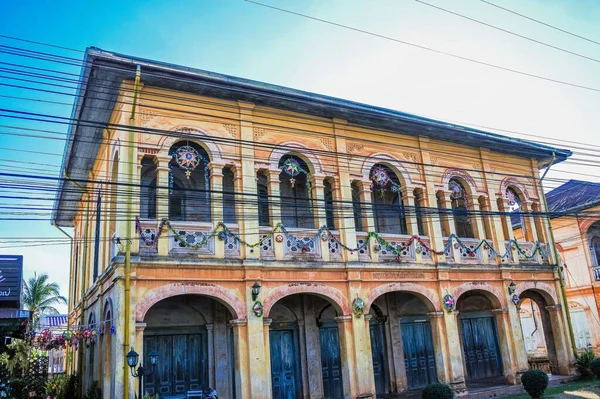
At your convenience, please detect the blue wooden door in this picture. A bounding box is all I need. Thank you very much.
[460,316,503,380]
[370,322,388,395]
[144,331,208,396]
[270,329,300,399]
[320,323,344,399]
[401,320,438,390]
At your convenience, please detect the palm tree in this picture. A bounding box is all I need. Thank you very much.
[21,272,67,327]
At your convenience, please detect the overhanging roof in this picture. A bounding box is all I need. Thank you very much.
[53,47,573,226]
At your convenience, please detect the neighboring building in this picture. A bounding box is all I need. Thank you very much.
[38,314,68,374]
[0,255,28,345]
[539,180,600,353]
[53,47,575,398]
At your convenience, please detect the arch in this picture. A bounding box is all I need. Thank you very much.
[515,282,558,305]
[360,152,412,186]
[136,283,245,321]
[268,141,324,174]
[441,168,479,194]
[263,283,350,317]
[499,177,533,202]
[158,126,223,161]
[365,282,441,312]
[102,297,113,321]
[453,282,507,308]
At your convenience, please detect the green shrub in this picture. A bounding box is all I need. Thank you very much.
[422,382,454,399]
[46,374,70,399]
[575,349,596,378]
[521,369,549,398]
[64,374,78,399]
[590,358,600,379]
[83,381,102,399]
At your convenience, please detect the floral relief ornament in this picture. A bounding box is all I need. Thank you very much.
[443,293,455,312]
[352,296,366,318]
[174,145,201,179]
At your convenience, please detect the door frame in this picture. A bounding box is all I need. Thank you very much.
[269,322,302,399]
[369,319,389,395]
[399,316,438,390]
[458,311,504,381]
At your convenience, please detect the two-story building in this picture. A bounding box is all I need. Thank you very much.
[53,48,575,399]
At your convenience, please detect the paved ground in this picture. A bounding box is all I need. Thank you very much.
[552,386,600,398]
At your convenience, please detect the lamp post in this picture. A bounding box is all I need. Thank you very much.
[126,347,158,399]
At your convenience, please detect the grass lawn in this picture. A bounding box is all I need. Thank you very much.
[506,379,600,398]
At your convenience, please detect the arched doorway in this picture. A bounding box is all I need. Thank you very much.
[369,292,439,395]
[518,290,560,374]
[456,291,503,382]
[142,295,236,398]
[268,294,345,399]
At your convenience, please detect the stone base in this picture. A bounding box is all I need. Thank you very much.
[450,380,468,396]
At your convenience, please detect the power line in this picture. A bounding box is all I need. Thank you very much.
[478,0,600,47]
[243,0,600,93]
[415,0,600,64]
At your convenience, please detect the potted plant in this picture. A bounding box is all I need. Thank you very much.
[575,349,595,379]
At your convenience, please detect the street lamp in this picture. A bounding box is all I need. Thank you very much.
[126,347,158,399]
[251,281,261,301]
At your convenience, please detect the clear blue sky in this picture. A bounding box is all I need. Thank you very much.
[1,0,599,310]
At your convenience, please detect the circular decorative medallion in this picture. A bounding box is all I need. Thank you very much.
[110,325,117,335]
[174,145,201,178]
[443,294,455,312]
[253,301,264,317]
[321,232,328,242]
[352,297,365,318]
[373,244,381,253]
[370,166,390,187]
[282,158,301,177]
[217,231,227,241]
[275,234,284,243]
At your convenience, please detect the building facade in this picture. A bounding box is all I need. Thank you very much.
[536,180,600,354]
[54,48,575,399]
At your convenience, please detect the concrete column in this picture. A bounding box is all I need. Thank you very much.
[332,119,359,262]
[359,179,378,263]
[546,304,574,375]
[417,137,446,263]
[445,311,467,394]
[245,282,269,398]
[238,101,260,259]
[521,202,543,263]
[230,318,250,399]
[335,315,358,399]
[267,169,284,261]
[467,196,489,262]
[492,309,516,385]
[214,307,230,398]
[155,155,171,256]
[504,296,529,381]
[501,199,520,264]
[402,187,420,236]
[428,311,449,383]
[311,174,330,261]
[386,295,406,392]
[209,162,225,258]
[263,318,273,399]
[479,148,504,265]
[303,300,324,398]
[439,191,460,261]
[207,323,215,388]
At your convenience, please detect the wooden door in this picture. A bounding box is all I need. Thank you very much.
[370,322,388,395]
[143,331,208,396]
[460,316,503,380]
[320,323,344,399]
[401,320,437,390]
[270,329,300,399]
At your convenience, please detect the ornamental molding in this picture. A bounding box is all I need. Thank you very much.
[402,152,419,164]
[361,152,414,186]
[253,127,268,141]
[346,142,364,154]
[499,177,537,202]
[222,123,238,137]
[320,138,334,152]
[157,126,223,161]
[441,168,480,194]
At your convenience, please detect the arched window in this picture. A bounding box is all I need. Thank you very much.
[223,166,236,224]
[324,178,335,229]
[449,179,474,238]
[279,155,313,229]
[370,164,407,234]
[591,236,600,267]
[506,187,527,240]
[168,142,211,222]
[351,182,364,232]
[140,156,157,219]
[257,171,270,226]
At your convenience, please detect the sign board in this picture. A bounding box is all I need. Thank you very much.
[0,255,23,309]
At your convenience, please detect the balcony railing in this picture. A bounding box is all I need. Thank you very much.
[133,218,550,267]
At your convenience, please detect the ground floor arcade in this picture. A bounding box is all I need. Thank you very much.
[72,266,575,399]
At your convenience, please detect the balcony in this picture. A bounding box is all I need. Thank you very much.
[132,218,550,267]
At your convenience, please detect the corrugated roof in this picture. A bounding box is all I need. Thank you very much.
[546,180,600,214]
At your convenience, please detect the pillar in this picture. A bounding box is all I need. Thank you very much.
[303,300,324,398]
[359,179,378,263]
[504,297,529,381]
[155,155,171,256]
[468,195,489,263]
[428,311,449,383]
[500,198,520,264]
[439,191,460,261]
[262,318,273,399]
[446,311,467,393]
[546,304,575,375]
[231,318,251,399]
[492,309,517,384]
[311,174,329,261]
[335,315,358,399]
[209,162,225,258]
[402,187,420,236]
[332,119,359,262]
[245,282,269,398]
[207,323,215,388]
[267,169,284,260]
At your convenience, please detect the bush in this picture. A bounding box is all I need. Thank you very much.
[591,358,600,379]
[64,374,79,399]
[83,381,102,399]
[46,374,70,399]
[521,369,549,398]
[422,382,454,399]
[575,349,596,378]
